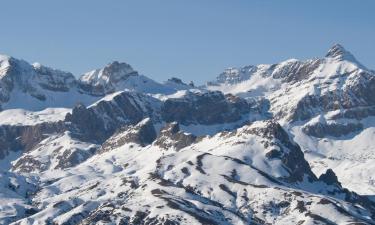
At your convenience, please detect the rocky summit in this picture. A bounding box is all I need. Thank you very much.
[1,44,375,224]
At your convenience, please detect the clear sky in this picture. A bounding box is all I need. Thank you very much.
[0,0,374,84]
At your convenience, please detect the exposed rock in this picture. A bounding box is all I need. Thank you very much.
[244,120,317,182]
[154,122,196,150]
[12,132,99,173]
[302,119,363,138]
[167,77,185,85]
[325,44,358,62]
[161,91,250,125]
[100,118,157,152]
[0,121,66,159]
[319,169,341,186]
[32,63,76,92]
[79,61,138,96]
[329,106,375,120]
[65,103,106,142]
[0,55,77,107]
[65,92,159,142]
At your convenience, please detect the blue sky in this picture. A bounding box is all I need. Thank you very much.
[0,0,374,84]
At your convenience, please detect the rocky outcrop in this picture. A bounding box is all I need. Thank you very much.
[154,122,197,150]
[65,103,107,142]
[302,120,363,138]
[65,92,160,142]
[79,61,138,96]
[162,91,250,125]
[244,120,317,182]
[0,55,77,108]
[0,121,66,159]
[288,74,375,122]
[32,63,76,92]
[319,169,341,186]
[12,132,99,173]
[100,118,157,152]
[329,106,375,120]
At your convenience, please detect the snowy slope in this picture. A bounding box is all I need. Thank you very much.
[207,44,375,196]
[79,61,191,96]
[0,55,194,112]
[1,44,375,224]
[0,108,70,126]
[8,120,375,224]
[0,54,98,111]
[207,44,374,122]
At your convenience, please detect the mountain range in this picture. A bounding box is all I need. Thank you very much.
[1,44,375,224]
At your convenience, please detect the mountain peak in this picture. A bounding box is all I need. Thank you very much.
[325,44,357,62]
[101,61,138,81]
[79,61,138,91]
[0,55,11,75]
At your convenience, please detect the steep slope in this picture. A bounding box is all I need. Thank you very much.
[207,44,375,195]
[78,61,190,96]
[8,120,375,224]
[1,45,375,224]
[208,44,375,122]
[0,89,258,174]
[0,54,95,111]
[0,55,193,111]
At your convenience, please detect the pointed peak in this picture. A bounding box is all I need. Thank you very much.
[102,61,138,79]
[325,44,356,61]
[105,60,131,69]
[0,54,11,61]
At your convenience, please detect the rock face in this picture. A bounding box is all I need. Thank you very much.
[154,122,197,150]
[319,169,341,186]
[0,55,78,109]
[0,121,66,159]
[12,132,99,173]
[242,120,317,182]
[101,118,157,152]
[65,91,160,142]
[32,63,76,92]
[162,91,250,125]
[301,115,363,138]
[79,61,138,96]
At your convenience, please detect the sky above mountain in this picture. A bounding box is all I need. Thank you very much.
[0,0,374,84]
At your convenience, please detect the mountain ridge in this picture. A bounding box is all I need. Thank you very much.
[1,44,375,224]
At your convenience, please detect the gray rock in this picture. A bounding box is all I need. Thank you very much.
[154,122,196,151]
[243,120,317,182]
[161,91,250,125]
[302,121,363,138]
[319,169,341,186]
[65,92,159,142]
[100,118,157,152]
[78,61,138,96]
[0,121,66,159]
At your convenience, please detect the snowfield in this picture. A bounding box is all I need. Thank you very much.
[1,44,375,224]
[0,108,71,126]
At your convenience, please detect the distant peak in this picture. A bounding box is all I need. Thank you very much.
[325,44,356,62]
[103,61,136,75]
[0,54,11,61]
[105,60,129,68]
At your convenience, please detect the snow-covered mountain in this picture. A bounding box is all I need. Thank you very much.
[1,44,375,224]
[207,44,375,195]
[78,61,187,96]
[0,56,191,111]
